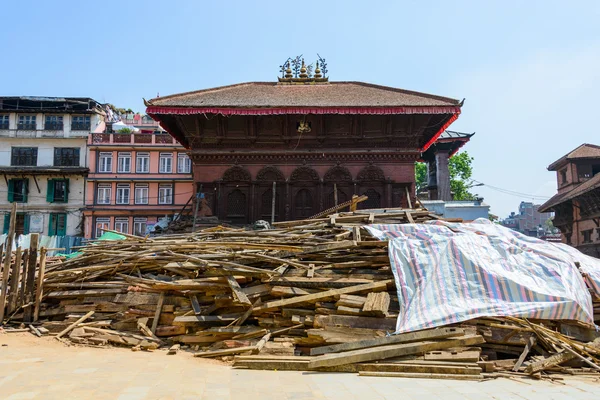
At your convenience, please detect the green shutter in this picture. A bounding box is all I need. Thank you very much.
[47,179,55,203]
[3,214,9,234]
[48,214,56,236]
[22,179,28,203]
[64,179,70,203]
[23,214,30,235]
[58,214,66,236]
[7,179,14,202]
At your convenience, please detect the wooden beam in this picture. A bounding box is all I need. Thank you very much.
[227,275,251,306]
[56,311,95,339]
[150,292,165,334]
[22,233,39,323]
[33,248,47,322]
[512,336,536,372]
[310,327,464,356]
[0,202,17,323]
[358,371,483,380]
[253,280,392,314]
[7,246,22,314]
[525,337,600,374]
[308,335,485,369]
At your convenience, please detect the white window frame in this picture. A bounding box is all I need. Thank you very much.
[117,152,131,173]
[135,183,149,205]
[177,153,191,173]
[95,217,110,238]
[159,152,173,173]
[96,184,112,205]
[133,217,148,236]
[136,152,150,173]
[99,152,113,173]
[158,184,173,204]
[116,184,130,205]
[114,217,129,234]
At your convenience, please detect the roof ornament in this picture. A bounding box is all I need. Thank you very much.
[278,54,329,84]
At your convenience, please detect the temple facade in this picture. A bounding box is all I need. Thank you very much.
[146,58,462,224]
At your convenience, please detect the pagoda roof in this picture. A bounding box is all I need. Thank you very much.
[146,81,461,114]
[547,143,600,171]
[539,173,600,212]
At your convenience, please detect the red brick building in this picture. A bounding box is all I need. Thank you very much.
[146,62,462,223]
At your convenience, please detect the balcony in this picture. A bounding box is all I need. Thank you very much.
[44,122,64,131]
[90,133,179,146]
[71,122,91,131]
[121,115,160,127]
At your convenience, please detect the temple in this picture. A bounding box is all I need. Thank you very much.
[146,57,462,223]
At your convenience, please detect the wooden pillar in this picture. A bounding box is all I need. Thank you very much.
[285,181,291,220]
[435,150,451,201]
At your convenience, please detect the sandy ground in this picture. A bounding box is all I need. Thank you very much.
[1,332,599,400]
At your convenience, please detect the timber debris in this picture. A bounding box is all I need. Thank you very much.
[0,207,599,381]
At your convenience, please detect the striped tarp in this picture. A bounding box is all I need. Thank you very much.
[366,219,596,333]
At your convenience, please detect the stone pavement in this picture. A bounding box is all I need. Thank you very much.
[0,333,599,400]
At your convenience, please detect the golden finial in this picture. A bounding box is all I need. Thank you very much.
[285,61,293,79]
[299,58,308,79]
[314,61,322,79]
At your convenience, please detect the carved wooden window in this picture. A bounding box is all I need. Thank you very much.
[294,189,313,218]
[227,189,247,217]
[261,188,278,218]
[360,189,381,209]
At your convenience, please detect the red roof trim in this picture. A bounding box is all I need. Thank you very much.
[146,106,461,116]
[420,112,461,153]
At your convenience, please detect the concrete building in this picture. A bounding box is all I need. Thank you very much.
[82,127,194,238]
[0,97,105,236]
[501,202,553,237]
[420,199,490,221]
[539,143,600,257]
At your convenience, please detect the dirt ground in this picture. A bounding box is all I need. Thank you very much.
[1,332,599,400]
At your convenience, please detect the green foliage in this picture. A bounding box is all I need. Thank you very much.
[117,127,133,134]
[415,162,428,192]
[415,151,476,200]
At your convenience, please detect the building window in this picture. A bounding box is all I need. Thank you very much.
[11,147,38,166]
[582,229,593,244]
[133,217,147,236]
[177,153,191,173]
[159,153,173,173]
[158,184,173,204]
[46,179,69,203]
[135,183,149,204]
[99,152,112,173]
[136,152,150,173]
[4,213,30,236]
[45,115,63,130]
[116,184,130,205]
[71,115,91,131]
[0,115,8,129]
[48,213,67,236]
[7,178,29,203]
[117,152,131,173]
[95,217,110,238]
[560,169,567,185]
[97,184,111,205]
[17,115,36,130]
[54,147,80,166]
[114,218,129,234]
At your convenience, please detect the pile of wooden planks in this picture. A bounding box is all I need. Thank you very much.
[1,206,599,380]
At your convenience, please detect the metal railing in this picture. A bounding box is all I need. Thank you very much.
[90,133,178,145]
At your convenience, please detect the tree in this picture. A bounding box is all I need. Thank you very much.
[415,151,476,200]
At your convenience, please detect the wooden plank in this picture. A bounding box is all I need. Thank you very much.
[46,289,126,298]
[0,203,16,323]
[22,233,39,323]
[310,327,465,356]
[167,344,180,355]
[313,315,396,331]
[33,248,47,322]
[357,363,482,375]
[358,371,483,380]
[56,311,95,339]
[173,314,243,326]
[7,247,21,314]
[227,275,251,306]
[308,335,485,369]
[253,280,392,313]
[513,336,536,372]
[362,292,390,317]
[150,292,165,334]
[525,337,600,374]
[268,277,375,288]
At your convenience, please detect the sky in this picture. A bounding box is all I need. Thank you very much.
[1,1,599,217]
